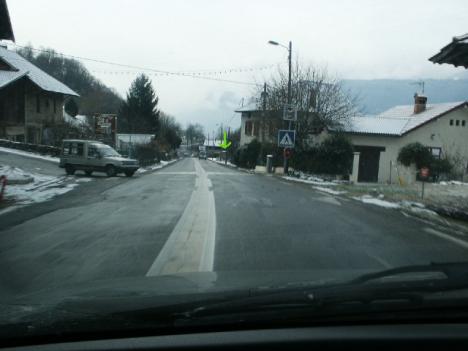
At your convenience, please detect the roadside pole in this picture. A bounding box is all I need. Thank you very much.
[420,167,429,200]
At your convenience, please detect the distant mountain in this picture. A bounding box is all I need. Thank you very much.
[342,79,468,115]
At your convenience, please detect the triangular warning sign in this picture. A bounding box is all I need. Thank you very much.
[280,133,292,146]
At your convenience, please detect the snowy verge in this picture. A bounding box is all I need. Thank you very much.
[352,195,401,209]
[0,146,59,163]
[208,158,237,168]
[0,170,78,215]
[313,186,347,195]
[136,159,178,174]
[0,165,34,184]
[282,176,337,186]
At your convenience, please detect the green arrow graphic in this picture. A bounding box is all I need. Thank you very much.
[220,130,231,149]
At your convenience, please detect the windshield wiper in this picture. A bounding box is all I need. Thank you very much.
[184,262,468,319]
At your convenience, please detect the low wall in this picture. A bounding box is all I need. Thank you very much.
[0,139,61,157]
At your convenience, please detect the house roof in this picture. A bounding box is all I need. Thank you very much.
[0,0,14,42]
[235,102,260,112]
[0,46,79,96]
[341,101,467,136]
[429,33,468,68]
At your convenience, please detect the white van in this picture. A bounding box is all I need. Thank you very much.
[59,140,139,177]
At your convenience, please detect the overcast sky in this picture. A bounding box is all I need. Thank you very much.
[7,0,468,133]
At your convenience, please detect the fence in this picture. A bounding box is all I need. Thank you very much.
[0,139,61,157]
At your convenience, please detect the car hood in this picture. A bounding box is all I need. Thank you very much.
[0,270,372,326]
[105,156,137,162]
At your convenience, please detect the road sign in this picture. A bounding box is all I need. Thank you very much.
[420,167,429,178]
[283,104,297,121]
[278,130,295,148]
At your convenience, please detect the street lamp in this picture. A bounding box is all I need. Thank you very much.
[269,39,293,173]
[268,40,292,105]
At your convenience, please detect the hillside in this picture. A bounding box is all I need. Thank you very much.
[343,79,468,115]
[16,45,123,116]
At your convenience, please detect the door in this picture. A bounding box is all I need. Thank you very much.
[356,146,383,183]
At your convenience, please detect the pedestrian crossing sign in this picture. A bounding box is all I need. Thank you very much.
[278,130,295,148]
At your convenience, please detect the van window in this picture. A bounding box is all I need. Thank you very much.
[88,144,99,158]
[71,142,84,156]
[62,142,70,156]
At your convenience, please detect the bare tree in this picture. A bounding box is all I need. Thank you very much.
[253,61,358,150]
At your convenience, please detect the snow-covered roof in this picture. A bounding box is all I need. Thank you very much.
[342,101,467,136]
[117,134,154,144]
[0,46,79,96]
[235,102,260,112]
[63,112,90,128]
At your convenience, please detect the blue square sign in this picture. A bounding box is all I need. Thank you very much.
[278,130,295,148]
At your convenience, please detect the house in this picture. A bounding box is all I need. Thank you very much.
[430,33,468,69]
[0,0,14,42]
[236,95,468,183]
[0,46,79,144]
[236,102,278,147]
[333,95,468,183]
[116,133,155,154]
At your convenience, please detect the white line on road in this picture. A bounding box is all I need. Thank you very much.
[424,227,468,249]
[155,171,196,175]
[146,159,216,276]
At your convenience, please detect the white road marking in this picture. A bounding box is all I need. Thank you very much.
[424,227,468,249]
[146,159,216,276]
[316,196,341,206]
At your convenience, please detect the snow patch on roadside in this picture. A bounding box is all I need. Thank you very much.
[353,195,401,209]
[208,158,237,168]
[136,159,178,174]
[0,147,59,163]
[75,177,93,183]
[283,176,337,186]
[313,186,347,195]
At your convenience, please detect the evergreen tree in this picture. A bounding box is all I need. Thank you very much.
[119,74,160,133]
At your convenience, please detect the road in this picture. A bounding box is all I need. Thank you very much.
[1,157,467,297]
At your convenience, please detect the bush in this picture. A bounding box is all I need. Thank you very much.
[134,143,161,166]
[233,139,261,169]
[291,134,353,176]
[397,143,432,169]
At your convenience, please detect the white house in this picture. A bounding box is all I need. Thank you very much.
[236,95,468,183]
[337,95,468,183]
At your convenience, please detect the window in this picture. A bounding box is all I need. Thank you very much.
[53,98,57,113]
[456,120,460,126]
[245,120,253,136]
[36,95,41,113]
[253,121,260,137]
[463,120,466,127]
[428,147,442,159]
[71,142,84,156]
[45,99,50,109]
[88,145,99,158]
[62,142,70,156]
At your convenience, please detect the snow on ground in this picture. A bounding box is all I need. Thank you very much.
[282,176,337,186]
[136,159,178,174]
[208,158,237,168]
[0,165,34,184]
[0,166,80,215]
[352,195,401,209]
[312,186,347,195]
[0,147,59,163]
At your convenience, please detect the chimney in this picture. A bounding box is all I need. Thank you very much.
[414,93,427,114]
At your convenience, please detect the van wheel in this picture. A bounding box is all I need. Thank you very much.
[65,165,75,175]
[125,171,135,177]
[85,170,93,176]
[106,165,116,177]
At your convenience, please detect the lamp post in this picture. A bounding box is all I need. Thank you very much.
[268,40,293,174]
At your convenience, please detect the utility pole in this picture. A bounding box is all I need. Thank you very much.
[260,82,267,164]
[284,40,293,174]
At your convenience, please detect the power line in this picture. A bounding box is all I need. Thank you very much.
[11,43,279,86]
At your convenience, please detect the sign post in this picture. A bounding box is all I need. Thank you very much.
[94,114,117,147]
[420,167,429,199]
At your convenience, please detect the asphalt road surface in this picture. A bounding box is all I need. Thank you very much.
[1,157,467,297]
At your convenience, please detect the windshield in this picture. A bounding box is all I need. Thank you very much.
[97,144,121,157]
[2,0,468,344]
